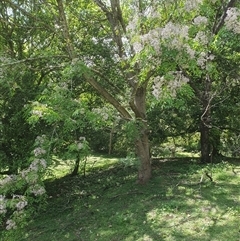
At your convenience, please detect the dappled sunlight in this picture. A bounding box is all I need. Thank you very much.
[2,156,239,241]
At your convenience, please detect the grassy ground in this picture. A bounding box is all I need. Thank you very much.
[2,156,240,241]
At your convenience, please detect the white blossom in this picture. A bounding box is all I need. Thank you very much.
[79,137,86,141]
[194,31,209,45]
[126,17,139,36]
[33,147,46,157]
[32,109,43,117]
[193,16,208,26]
[39,159,47,169]
[208,54,215,60]
[184,0,203,12]
[196,51,215,69]
[77,142,84,150]
[6,219,16,230]
[225,7,240,34]
[168,71,189,96]
[0,195,7,214]
[29,184,46,196]
[16,201,28,211]
[20,169,30,179]
[35,135,46,145]
[185,45,196,59]
[92,107,110,121]
[0,175,16,186]
[160,22,189,50]
[152,76,164,99]
[197,52,207,68]
[152,72,189,99]
[133,42,144,53]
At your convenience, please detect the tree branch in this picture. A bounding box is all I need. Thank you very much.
[94,0,125,57]
[212,0,238,34]
[84,73,132,119]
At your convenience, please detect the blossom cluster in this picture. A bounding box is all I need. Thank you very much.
[193,16,208,26]
[0,195,7,214]
[92,107,109,121]
[76,137,86,150]
[184,0,203,12]
[33,147,46,157]
[152,76,164,99]
[196,52,215,69]
[29,184,46,196]
[35,135,46,145]
[152,71,189,99]
[32,109,43,117]
[194,31,209,45]
[0,135,48,230]
[6,219,16,230]
[225,7,240,34]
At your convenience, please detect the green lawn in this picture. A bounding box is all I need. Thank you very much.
[2,156,240,241]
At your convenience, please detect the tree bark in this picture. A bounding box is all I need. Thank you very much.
[71,153,80,176]
[200,118,211,163]
[200,76,212,163]
[135,122,152,184]
[131,86,152,184]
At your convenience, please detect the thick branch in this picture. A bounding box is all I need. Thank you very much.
[94,0,125,56]
[56,0,76,59]
[84,74,132,119]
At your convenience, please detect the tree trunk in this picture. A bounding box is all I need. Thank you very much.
[135,122,152,184]
[131,86,152,184]
[210,128,222,158]
[200,119,211,163]
[71,153,80,176]
[200,76,212,163]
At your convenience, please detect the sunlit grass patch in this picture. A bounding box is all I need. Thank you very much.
[45,155,120,180]
[2,157,239,241]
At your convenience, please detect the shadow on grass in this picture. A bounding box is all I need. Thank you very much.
[10,158,240,241]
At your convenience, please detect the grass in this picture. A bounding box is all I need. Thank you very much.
[2,155,240,241]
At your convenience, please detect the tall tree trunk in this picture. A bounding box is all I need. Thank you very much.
[200,118,211,163]
[131,86,152,184]
[135,121,152,184]
[200,76,212,163]
[210,128,222,158]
